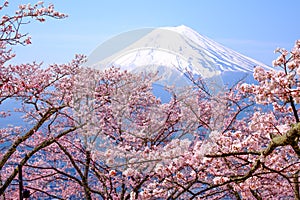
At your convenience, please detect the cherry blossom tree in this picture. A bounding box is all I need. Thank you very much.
[141,41,300,199]
[0,1,83,199]
[1,1,300,200]
[23,40,300,199]
[0,2,198,198]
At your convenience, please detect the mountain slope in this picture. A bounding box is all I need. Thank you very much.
[86,25,271,87]
[165,25,272,72]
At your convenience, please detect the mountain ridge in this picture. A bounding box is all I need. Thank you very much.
[163,25,272,72]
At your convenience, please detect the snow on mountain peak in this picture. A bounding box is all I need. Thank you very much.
[86,25,272,87]
[163,25,272,72]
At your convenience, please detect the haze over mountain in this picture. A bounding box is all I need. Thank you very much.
[86,25,272,89]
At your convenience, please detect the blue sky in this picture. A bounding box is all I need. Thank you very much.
[6,0,300,66]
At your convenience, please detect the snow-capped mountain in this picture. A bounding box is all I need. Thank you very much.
[86,25,271,89]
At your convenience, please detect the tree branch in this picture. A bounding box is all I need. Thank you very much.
[0,106,62,171]
[0,125,77,195]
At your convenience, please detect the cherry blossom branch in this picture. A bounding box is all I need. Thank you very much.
[0,1,67,46]
[293,171,300,199]
[249,188,262,200]
[54,141,92,200]
[205,151,260,158]
[263,122,300,158]
[0,125,78,194]
[0,106,63,171]
[201,122,300,198]
[25,186,64,200]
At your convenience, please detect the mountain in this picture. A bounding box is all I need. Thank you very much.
[86,25,271,90]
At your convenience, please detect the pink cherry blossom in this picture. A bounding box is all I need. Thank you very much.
[1,2,300,199]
